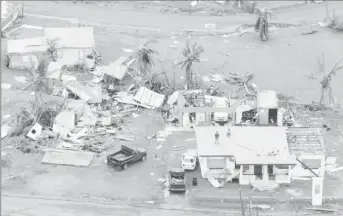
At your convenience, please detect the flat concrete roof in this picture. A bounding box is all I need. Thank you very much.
[194,126,296,165]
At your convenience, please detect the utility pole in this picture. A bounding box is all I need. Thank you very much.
[21,1,24,17]
[325,1,329,19]
[239,188,246,216]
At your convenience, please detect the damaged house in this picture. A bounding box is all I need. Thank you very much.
[194,126,297,185]
[6,37,48,70]
[287,127,326,177]
[234,90,283,126]
[44,27,95,69]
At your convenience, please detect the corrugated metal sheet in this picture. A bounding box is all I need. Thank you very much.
[44,27,94,48]
[7,37,47,54]
[133,87,165,108]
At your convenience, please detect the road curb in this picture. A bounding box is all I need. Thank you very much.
[23,12,308,37]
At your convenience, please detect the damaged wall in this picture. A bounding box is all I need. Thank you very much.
[290,154,326,177]
[54,48,94,69]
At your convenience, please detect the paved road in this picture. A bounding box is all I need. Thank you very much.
[1,194,240,216]
[20,1,343,31]
[2,193,341,216]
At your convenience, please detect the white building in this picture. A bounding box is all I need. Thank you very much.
[194,126,297,185]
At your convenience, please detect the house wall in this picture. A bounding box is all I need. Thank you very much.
[239,164,291,185]
[55,48,94,68]
[290,154,325,177]
[259,108,269,125]
[8,54,39,70]
[198,156,234,179]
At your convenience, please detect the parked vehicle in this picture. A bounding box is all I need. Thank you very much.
[167,168,186,192]
[107,145,147,170]
[213,98,230,123]
[181,149,198,171]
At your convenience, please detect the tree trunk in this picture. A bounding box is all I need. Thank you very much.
[319,88,325,105]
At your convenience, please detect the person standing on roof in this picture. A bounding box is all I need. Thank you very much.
[215,131,220,145]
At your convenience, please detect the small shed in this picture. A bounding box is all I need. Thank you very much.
[6,37,47,70]
[257,90,281,126]
[44,27,95,68]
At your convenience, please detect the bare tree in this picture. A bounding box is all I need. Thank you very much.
[307,54,343,105]
[254,8,276,41]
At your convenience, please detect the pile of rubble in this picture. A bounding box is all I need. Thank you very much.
[2,55,168,162]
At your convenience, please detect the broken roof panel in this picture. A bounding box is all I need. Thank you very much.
[44,27,94,48]
[257,90,278,109]
[195,126,296,164]
[286,127,325,155]
[104,56,135,80]
[7,37,48,54]
[133,87,165,108]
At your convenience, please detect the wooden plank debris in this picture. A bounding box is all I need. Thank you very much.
[305,207,336,212]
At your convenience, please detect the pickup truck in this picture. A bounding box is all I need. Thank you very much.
[166,168,186,192]
[107,145,147,170]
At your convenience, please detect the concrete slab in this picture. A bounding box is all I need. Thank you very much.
[41,149,94,167]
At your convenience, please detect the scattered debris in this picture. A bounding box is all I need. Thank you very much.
[250,204,271,210]
[305,207,336,212]
[133,87,165,108]
[1,83,11,89]
[205,24,216,29]
[1,125,12,139]
[26,123,43,141]
[14,76,27,83]
[329,166,343,172]
[251,181,279,191]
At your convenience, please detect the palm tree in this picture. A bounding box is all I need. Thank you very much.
[46,38,60,62]
[254,8,275,41]
[125,39,158,87]
[177,38,204,90]
[307,54,343,105]
[24,58,53,123]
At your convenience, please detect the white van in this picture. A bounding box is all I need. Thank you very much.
[213,98,229,123]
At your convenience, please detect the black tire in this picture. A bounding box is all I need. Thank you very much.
[141,155,146,162]
[122,164,128,170]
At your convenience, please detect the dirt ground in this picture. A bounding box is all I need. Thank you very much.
[2,1,343,213]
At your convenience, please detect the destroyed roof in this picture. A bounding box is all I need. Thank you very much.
[44,27,94,48]
[133,87,165,108]
[7,37,48,54]
[286,127,325,155]
[101,56,135,80]
[195,126,296,165]
[257,90,278,109]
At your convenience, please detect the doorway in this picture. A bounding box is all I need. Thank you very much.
[268,109,278,125]
[254,165,263,180]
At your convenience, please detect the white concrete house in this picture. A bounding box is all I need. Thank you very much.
[44,27,95,69]
[195,126,297,185]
